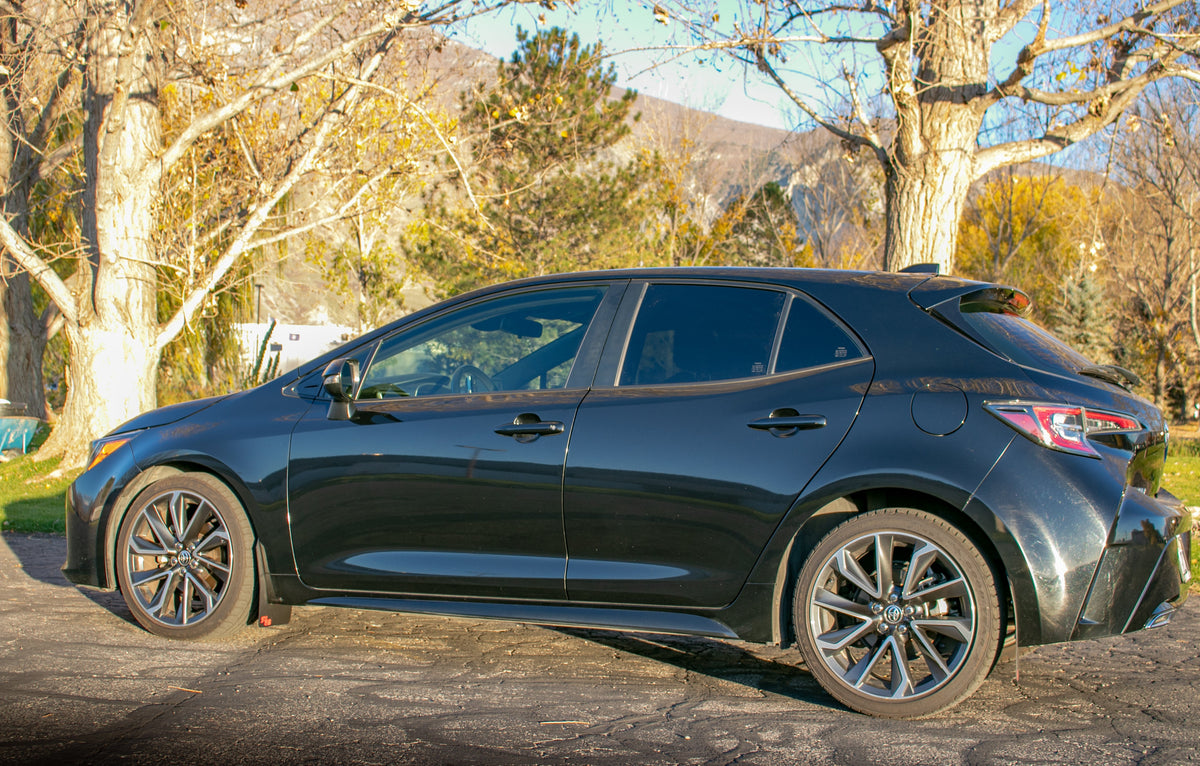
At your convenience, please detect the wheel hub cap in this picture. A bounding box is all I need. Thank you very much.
[883,604,904,624]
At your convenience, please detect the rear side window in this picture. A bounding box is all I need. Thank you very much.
[775,298,865,372]
[959,303,1094,375]
[619,284,785,385]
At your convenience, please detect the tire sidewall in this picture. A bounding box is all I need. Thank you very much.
[115,473,256,640]
[793,508,1002,718]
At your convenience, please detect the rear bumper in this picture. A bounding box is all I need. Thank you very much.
[1073,489,1191,640]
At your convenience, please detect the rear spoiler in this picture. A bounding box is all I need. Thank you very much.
[908,281,1032,317]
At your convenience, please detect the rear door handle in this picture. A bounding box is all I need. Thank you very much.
[748,409,826,435]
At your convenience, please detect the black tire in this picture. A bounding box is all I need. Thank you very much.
[115,473,256,640]
[793,508,1002,718]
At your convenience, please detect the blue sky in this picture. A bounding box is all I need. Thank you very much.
[448,0,803,131]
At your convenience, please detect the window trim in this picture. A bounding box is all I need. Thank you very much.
[351,281,624,401]
[596,279,868,390]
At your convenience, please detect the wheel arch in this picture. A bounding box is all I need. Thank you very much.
[769,485,1030,648]
[101,461,259,592]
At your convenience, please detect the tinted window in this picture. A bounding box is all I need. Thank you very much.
[358,286,606,398]
[619,284,785,385]
[775,297,865,372]
[959,304,1093,376]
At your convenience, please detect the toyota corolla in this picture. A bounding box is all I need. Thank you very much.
[63,267,1191,717]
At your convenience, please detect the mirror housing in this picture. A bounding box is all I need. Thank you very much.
[322,358,359,421]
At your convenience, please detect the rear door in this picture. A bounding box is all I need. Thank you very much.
[563,280,873,607]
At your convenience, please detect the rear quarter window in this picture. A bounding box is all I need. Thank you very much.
[775,297,866,372]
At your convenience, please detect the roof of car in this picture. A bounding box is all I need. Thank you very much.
[478,266,986,293]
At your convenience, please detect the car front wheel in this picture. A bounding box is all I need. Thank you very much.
[794,508,1002,718]
[115,474,256,640]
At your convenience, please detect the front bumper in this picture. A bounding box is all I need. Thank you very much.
[1073,489,1191,640]
[61,442,141,589]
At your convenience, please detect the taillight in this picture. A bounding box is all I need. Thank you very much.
[985,402,1141,458]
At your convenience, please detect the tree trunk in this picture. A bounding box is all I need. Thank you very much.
[0,6,47,420]
[882,157,976,273]
[38,0,161,465]
[0,272,47,419]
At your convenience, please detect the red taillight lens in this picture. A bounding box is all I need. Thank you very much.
[985,402,1141,457]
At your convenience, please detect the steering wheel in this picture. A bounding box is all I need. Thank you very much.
[449,364,496,394]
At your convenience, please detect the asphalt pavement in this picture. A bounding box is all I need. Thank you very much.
[2,532,1199,765]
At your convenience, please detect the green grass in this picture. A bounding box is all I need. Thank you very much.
[0,453,79,534]
[1162,449,1200,584]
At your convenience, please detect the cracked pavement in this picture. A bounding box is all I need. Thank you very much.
[2,532,1199,765]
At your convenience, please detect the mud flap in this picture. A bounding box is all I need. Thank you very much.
[254,542,292,627]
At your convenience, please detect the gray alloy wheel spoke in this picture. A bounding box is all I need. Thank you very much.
[911,616,973,644]
[129,535,172,558]
[141,508,178,551]
[901,542,940,599]
[143,569,182,619]
[180,499,215,545]
[168,491,190,541]
[833,548,879,599]
[194,526,230,556]
[197,555,231,580]
[179,574,194,624]
[910,625,952,682]
[845,635,891,689]
[908,575,968,604]
[873,534,895,596]
[888,633,915,698]
[130,564,172,588]
[185,571,218,613]
[814,587,874,620]
[817,620,878,652]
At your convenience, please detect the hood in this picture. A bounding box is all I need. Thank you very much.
[107,393,234,437]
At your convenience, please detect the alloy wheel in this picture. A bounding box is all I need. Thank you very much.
[805,529,977,701]
[122,488,234,627]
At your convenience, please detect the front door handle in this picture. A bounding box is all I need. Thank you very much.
[494,422,565,437]
[495,414,565,441]
[748,409,826,436]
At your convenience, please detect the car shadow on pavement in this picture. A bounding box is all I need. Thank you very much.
[554,626,842,712]
[2,532,136,625]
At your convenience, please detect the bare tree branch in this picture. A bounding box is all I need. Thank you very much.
[0,217,76,325]
[156,23,401,350]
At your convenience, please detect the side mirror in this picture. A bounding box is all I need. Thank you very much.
[322,358,359,421]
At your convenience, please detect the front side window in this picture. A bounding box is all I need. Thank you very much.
[618,284,786,385]
[358,286,607,399]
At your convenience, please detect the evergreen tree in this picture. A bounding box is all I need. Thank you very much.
[407,27,658,293]
[1048,270,1113,365]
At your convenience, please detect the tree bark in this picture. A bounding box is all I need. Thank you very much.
[0,2,47,419]
[38,0,161,464]
[882,154,977,273]
[0,271,46,419]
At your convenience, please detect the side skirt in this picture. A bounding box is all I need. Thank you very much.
[306,595,740,639]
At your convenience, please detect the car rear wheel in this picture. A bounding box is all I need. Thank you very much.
[793,508,1001,718]
[115,474,256,640]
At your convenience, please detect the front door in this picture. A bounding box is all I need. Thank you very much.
[287,283,618,600]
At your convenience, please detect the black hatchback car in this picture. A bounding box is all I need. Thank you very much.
[64,267,1191,717]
